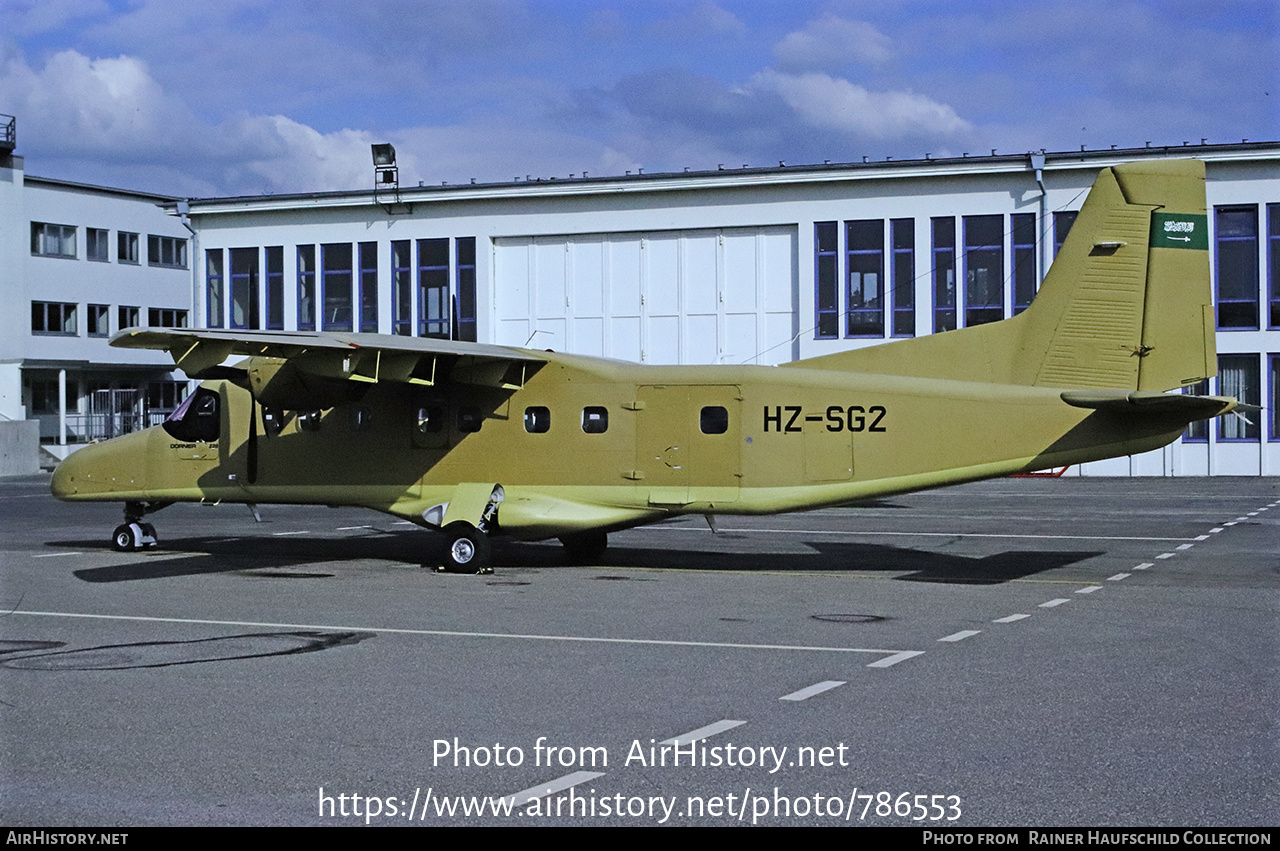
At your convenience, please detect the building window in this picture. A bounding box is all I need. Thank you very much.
[87,228,109,262]
[1267,204,1279,329]
[118,231,139,264]
[147,381,188,412]
[1012,213,1037,314]
[148,235,188,269]
[1215,206,1259,329]
[358,242,378,333]
[1269,355,1280,442]
[298,245,316,331]
[890,218,915,337]
[418,238,449,338]
[964,215,1003,327]
[31,222,76,258]
[206,249,224,328]
[1217,354,1259,441]
[845,219,884,337]
[524,406,550,433]
[28,379,61,414]
[456,237,477,342]
[321,243,354,332]
[148,308,188,328]
[32,301,77,335]
[1182,379,1208,442]
[814,222,838,339]
[392,240,412,336]
[931,217,956,333]
[119,305,139,330]
[230,247,260,330]
[88,304,109,337]
[582,406,608,433]
[265,246,284,331]
[1053,211,1078,257]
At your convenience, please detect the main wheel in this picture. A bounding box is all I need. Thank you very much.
[111,524,138,552]
[560,530,608,564]
[441,522,492,574]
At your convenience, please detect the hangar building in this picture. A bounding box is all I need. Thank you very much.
[4,115,1278,477]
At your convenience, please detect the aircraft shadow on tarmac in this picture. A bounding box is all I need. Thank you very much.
[53,531,1101,586]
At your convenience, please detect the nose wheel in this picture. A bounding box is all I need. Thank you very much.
[110,501,161,551]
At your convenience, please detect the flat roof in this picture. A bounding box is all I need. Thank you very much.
[179,140,1280,216]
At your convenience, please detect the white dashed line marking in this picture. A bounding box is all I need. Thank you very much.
[938,630,981,643]
[1247,512,1259,517]
[502,771,606,808]
[993,614,1030,623]
[1039,599,1070,608]
[32,552,82,558]
[1076,586,1103,594]
[1224,521,1238,526]
[1209,528,1224,533]
[780,681,846,702]
[1133,563,1154,570]
[336,526,372,531]
[1176,543,1193,550]
[1156,552,1176,559]
[867,650,925,668]
[1194,535,1210,541]
[272,531,310,536]
[1107,573,1131,581]
[662,720,746,746]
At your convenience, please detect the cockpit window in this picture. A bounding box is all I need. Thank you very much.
[162,387,219,442]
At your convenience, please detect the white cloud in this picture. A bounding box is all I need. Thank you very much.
[773,15,894,73]
[748,70,972,140]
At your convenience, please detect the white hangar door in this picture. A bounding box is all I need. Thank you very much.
[492,226,797,365]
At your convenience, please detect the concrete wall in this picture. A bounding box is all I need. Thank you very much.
[0,419,39,476]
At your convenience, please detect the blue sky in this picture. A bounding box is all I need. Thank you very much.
[1,0,1275,197]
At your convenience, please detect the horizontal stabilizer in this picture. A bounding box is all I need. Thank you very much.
[1060,389,1236,418]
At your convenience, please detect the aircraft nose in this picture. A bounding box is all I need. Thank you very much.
[50,446,85,499]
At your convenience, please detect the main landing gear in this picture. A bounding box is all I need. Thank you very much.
[436,486,503,575]
[110,501,167,552]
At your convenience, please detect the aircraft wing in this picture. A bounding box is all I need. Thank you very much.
[111,328,546,401]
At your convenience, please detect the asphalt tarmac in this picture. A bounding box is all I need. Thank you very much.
[1,474,1276,827]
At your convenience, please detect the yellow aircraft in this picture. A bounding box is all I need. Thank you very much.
[52,159,1239,573]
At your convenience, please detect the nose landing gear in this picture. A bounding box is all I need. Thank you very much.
[110,501,168,552]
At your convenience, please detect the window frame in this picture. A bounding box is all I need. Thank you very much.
[86,228,110,262]
[845,219,885,338]
[31,301,78,336]
[147,234,189,269]
[1214,205,1260,330]
[118,231,140,265]
[31,222,77,259]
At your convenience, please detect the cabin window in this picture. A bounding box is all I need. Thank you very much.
[524,406,550,433]
[582,406,608,434]
[416,405,444,434]
[298,410,323,432]
[458,406,483,433]
[348,406,372,432]
[262,407,285,436]
[700,406,728,435]
[162,387,219,442]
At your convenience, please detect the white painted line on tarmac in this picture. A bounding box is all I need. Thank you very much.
[272,530,309,536]
[1247,512,1259,517]
[993,614,1030,623]
[1133,563,1154,570]
[868,650,924,668]
[1194,535,1210,541]
[938,630,981,643]
[1107,573,1131,581]
[32,552,82,558]
[502,771,606,808]
[662,720,746,746]
[1076,586,1103,594]
[394,520,416,525]
[1039,599,1070,608]
[336,526,372,531]
[1156,552,1176,559]
[644,527,1194,543]
[1224,521,1238,527]
[780,681,846,702]
[1176,543,1194,551]
[6,611,908,656]
[1209,528,1224,533]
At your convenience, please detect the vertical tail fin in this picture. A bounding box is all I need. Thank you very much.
[789,159,1215,392]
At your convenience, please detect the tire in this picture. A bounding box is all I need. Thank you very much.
[111,524,138,552]
[140,523,158,548]
[560,530,608,564]
[442,522,492,573]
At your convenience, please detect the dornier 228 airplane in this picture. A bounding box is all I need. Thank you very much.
[53,159,1242,573]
